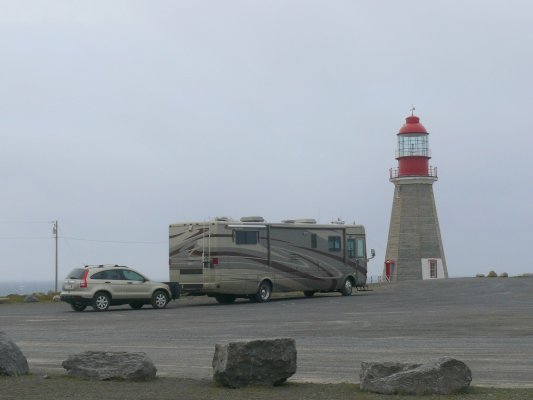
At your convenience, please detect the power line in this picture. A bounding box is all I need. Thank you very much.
[0,237,52,240]
[62,236,165,244]
[0,221,54,224]
[0,236,165,244]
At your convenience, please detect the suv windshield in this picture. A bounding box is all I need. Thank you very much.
[67,268,86,279]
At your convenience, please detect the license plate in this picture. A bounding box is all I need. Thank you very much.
[65,284,73,290]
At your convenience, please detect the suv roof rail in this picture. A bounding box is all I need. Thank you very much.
[83,264,125,269]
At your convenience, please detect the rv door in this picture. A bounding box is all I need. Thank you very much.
[174,224,212,289]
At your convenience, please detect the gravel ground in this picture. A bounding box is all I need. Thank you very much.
[1,276,532,398]
[3,277,531,386]
[1,375,532,400]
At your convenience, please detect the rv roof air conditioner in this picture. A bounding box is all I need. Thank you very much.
[282,219,316,224]
[294,219,317,224]
[240,216,265,223]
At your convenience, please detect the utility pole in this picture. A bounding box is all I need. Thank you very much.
[53,221,58,292]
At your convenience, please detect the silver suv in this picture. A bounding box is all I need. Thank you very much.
[60,265,173,312]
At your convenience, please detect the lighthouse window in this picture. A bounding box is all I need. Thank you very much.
[328,236,341,252]
[430,259,438,278]
[398,135,428,157]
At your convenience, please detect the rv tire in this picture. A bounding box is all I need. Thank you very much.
[215,295,236,304]
[340,278,353,296]
[303,291,315,298]
[251,281,272,303]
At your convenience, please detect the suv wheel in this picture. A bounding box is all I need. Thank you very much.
[92,292,111,311]
[70,302,86,312]
[151,290,169,309]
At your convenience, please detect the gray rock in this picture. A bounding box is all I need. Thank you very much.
[23,294,39,303]
[213,338,297,387]
[360,357,472,395]
[62,351,156,381]
[0,331,29,376]
[52,295,61,303]
[360,361,422,382]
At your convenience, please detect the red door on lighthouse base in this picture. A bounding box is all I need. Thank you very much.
[385,260,395,281]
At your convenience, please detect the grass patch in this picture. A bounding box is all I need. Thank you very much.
[1,293,59,303]
[0,375,532,400]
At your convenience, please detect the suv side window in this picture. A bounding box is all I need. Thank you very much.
[91,270,123,280]
[91,271,106,280]
[122,270,145,282]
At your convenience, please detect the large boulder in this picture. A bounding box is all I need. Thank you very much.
[360,361,422,382]
[213,338,297,387]
[62,351,156,381]
[360,357,472,395]
[0,331,29,376]
[24,294,39,303]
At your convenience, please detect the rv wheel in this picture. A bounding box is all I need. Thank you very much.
[340,278,353,296]
[251,281,272,303]
[303,291,315,298]
[215,295,236,304]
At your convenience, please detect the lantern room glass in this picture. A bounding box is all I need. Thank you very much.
[397,134,428,157]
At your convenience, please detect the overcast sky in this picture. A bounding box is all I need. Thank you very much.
[1,1,532,283]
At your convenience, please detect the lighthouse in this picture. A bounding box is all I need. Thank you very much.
[384,111,448,281]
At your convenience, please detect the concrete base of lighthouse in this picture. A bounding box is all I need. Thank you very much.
[384,176,448,281]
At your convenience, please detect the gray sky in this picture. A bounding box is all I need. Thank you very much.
[1,1,532,282]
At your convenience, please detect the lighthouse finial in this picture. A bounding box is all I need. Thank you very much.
[410,105,416,116]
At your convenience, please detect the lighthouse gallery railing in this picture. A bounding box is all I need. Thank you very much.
[390,166,438,179]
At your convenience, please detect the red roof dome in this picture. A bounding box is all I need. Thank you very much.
[398,115,428,134]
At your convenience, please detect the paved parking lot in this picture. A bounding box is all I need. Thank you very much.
[1,277,532,387]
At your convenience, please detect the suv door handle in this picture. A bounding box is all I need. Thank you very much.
[105,281,111,284]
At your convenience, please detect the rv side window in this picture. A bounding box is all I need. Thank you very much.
[328,236,341,252]
[356,238,365,258]
[311,233,317,249]
[347,239,355,258]
[235,230,259,245]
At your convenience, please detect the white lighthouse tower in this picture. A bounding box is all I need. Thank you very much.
[384,111,448,281]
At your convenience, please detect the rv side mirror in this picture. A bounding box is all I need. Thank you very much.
[371,249,376,258]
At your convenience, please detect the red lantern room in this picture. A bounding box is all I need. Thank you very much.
[391,112,437,178]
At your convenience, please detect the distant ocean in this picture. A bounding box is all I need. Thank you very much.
[0,281,56,296]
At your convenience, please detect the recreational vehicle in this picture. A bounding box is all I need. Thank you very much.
[169,217,374,304]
